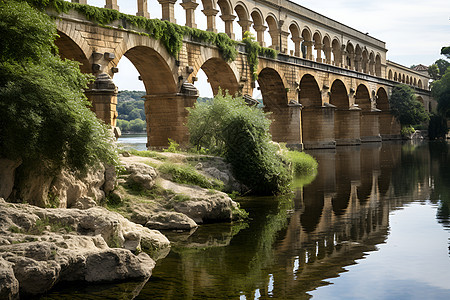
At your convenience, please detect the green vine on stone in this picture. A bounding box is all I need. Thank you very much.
[24,0,237,62]
[242,31,277,81]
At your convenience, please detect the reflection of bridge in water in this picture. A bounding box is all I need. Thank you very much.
[249,143,434,299]
[138,142,435,299]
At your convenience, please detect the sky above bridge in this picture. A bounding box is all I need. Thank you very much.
[83,0,450,94]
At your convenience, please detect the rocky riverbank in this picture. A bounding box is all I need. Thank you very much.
[0,151,248,298]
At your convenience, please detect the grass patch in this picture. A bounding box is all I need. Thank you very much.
[121,149,167,161]
[283,150,318,176]
[157,162,224,190]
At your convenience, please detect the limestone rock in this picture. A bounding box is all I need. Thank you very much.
[0,257,19,300]
[124,163,158,190]
[103,164,117,194]
[172,194,237,224]
[0,201,170,296]
[84,250,154,282]
[143,211,198,230]
[73,197,97,210]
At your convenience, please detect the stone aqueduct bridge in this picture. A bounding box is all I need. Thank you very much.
[54,0,432,149]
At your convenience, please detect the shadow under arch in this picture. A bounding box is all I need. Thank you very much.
[55,30,91,74]
[331,79,361,145]
[257,68,301,146]
[376,87,389,111]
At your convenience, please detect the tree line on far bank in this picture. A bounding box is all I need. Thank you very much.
[116,91,212,133]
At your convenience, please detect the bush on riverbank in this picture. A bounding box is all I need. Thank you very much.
[187,92,292,195]
[282,150,318,176]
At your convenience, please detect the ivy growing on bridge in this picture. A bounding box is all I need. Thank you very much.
[242,32,277,81]
[23,0,277,76]
[24,0,237,62]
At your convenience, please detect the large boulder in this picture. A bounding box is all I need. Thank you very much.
[172,193,237,224]
[132,211,198,231]
[51,166,107,208]
[0,200,170,296]
[124,163,158,190]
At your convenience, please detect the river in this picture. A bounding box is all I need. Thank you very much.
[42,137,450,299]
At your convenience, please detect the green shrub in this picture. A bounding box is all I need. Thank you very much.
[401,125,415,136]
[0,1,118,176]
[157,162,223,190]
[283,150,318,176]
[164,138,180,153]
[187,92,291,195]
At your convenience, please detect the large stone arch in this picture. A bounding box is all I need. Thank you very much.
[55,20,92,73]
[189,49,240,96]
[330,79,349,108]
[378,87,400,140]
[300,74,335,149]
[332,80,361,145]
[376,87,389,110]
[355,84,371,111]
[357,85,381,142]
[258,68,301,146]
[113,34,178,94]
[299,74,322,108]
[55,30,91,74]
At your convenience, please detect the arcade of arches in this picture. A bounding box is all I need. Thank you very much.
[50,3,433,150]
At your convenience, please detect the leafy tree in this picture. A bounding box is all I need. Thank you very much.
[129,119,146,132]
[0,0,118,175]
[429,59,450,81]
[187,92,291,194]
[428,64,440,81]
[442,46,450,59]
[431,63,450,117]
[116,119,130,132]
[389,84,429,128]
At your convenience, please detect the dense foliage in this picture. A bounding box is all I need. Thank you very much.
[429,46,450,139]
[187,92,291,194]
[115,90,146,132]
[0,0,118,174]
[389,84,429,128]
[428,59,450,81]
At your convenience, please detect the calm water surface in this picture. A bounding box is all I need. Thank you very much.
[43,141,450,299]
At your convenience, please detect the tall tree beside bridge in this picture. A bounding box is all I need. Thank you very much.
[0,1,118,176]
[389,84,429,132]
